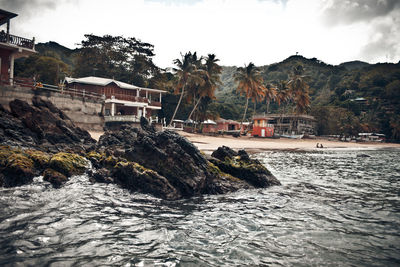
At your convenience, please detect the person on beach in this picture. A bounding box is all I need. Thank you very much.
[316,143,319,148]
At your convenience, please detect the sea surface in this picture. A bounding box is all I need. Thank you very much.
[0,148,399,266]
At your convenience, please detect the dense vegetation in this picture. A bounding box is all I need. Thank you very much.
[13,37,400,141]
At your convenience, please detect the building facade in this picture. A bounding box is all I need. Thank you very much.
[252,114,316,136]
[0,9,36,84]
[64,76,166,124]
[252,116,274,137]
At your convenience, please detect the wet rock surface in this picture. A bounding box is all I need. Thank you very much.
[1,97,95,152]
[210,146,281,187]
[0,98,280,199]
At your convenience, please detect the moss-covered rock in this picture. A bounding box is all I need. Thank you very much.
[49,152,88,177]
[86,151,106,168]
[210,146,280,187]
[24,149,50,170]
[0,146,35,187]
[113,161,180,200]
[43,168,68,188]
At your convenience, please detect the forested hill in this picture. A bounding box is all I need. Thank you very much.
[14,41,400,140]
[213,55,400,139]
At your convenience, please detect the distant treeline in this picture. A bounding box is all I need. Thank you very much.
[14,35,400,141]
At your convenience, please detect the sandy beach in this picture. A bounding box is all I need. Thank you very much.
[89,130,400,153]
[179,132,400,153]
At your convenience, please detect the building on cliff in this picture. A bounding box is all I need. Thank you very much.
[0,9,36,85]
[64,76,166,127]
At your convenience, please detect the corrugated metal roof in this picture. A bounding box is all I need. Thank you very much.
[65,76,166,93]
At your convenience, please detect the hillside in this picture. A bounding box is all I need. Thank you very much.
[35,41,78,67]
[213,55,400,139]
[14,41,400,140]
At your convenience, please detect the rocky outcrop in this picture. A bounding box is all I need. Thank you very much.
[0,98,280,198]
[0,97,95,152]
[93,123,280,199]
[210,146,281,187]
[0,146,35,187]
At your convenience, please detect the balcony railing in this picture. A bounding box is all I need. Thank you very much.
[104,115,140,123]
[0,32,35,50]
[108,93,162,107]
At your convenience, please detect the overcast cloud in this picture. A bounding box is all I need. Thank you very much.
[0,0,399,68]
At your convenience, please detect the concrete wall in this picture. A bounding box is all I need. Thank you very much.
[0,85,104,131]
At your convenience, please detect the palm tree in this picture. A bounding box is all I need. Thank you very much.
[287,64,311,134]
[168,52,203,127]
[234,62,264,131]
[275,80,291,133]
[287,64,310,114]
[264,82,277,114]
[187,54,222,121]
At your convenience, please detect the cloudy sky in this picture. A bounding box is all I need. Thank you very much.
[1,0,399,68]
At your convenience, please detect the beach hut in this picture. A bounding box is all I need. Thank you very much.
[202,119,217,134]
[252,116,274,137]
[216,118,240,132]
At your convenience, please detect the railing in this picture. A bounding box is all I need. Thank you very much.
[0,76,104,101]
[0,75,35,88]
[0,32,35,50]
[109,93,161,107]
[104,115,140,123]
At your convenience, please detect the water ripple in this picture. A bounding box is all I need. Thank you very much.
[0,149,399,266]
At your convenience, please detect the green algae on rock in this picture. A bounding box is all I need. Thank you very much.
[0,146,35,187]
[49,152,88,177]
[210,146,280,187]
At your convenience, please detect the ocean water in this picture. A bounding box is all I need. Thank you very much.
[0,149,399,266]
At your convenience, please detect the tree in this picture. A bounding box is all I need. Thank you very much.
[187,54,222,121]
[263,82,277,114]
[168,52,204,127]
[234,63,264,131]
[287,64,311,114]
[74,34,159,86]
[275,80,291,133]
[15,54,69,85]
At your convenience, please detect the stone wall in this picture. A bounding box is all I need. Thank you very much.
[0,85,104,131]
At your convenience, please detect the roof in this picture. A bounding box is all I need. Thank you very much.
[65,76,166,93]
[216,118,240,125]
[0,9,17,26]
[203,119,217,125]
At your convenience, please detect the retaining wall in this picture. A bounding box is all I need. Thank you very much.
[0,85,104,131]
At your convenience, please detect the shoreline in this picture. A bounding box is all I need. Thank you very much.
[89,130,400,153]
[180,132,400,153]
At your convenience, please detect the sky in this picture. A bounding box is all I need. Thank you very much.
[1,0,399,68]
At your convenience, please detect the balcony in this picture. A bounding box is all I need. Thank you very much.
[0,32,35,50]
[104,115,140,123]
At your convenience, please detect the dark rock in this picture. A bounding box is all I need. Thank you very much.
[43,168,68,188]
[211,145,238,161]
[3,98,95,152]
[210,146,280,187]
[96,125,280,199]
[0,147,35,187]
[113,161,180,200]
[88,168,114,184]
[357,154,371,158]
[140,116,156,133]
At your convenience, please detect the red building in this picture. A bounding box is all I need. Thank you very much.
[252,116,274,137]
[65,76,166,122]
[201,119,217,134]
[216,118,240,132]
[0,9,36,84]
